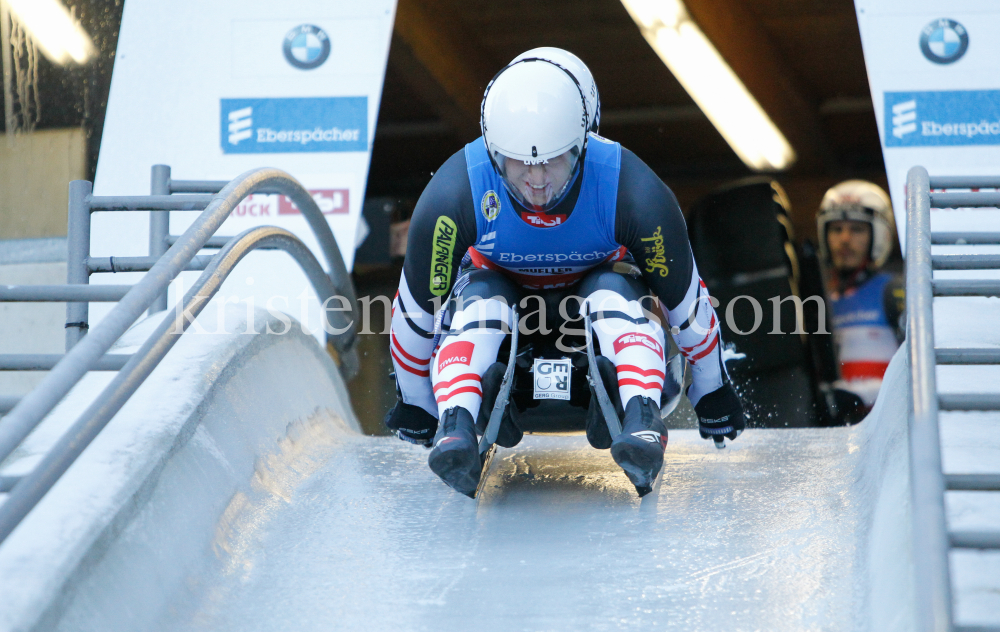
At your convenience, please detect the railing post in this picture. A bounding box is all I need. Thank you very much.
[65,180,93,351]
[0,168,361,544]
[148,164,171,315]
[906,165,954,632]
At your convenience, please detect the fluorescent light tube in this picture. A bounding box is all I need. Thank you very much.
[5,0,94,65]
[621,0,796,171]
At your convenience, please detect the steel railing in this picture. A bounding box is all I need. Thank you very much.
[906,166,1000,632]
[0,166,358,544]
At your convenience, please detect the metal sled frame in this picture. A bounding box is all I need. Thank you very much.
[474,308,519,498]
[584,314,624,438]
[584,310,686,430]
[472,307,686,498]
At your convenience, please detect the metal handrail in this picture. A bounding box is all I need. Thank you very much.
[89,195,215,211]
[933,232,1000,245]
[156,167,358,324]
[907,168,1000,632]
[0,285,133,301]
[905,166,954,632]
[0,226,344,542]
[930,192,1000,208]
[0,168,359,544]
[0,354,131,371]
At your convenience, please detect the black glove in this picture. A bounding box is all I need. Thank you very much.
[691,382,746,448]
[384,401,438,447]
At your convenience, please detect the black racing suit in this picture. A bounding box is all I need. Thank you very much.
[386,144,745,445]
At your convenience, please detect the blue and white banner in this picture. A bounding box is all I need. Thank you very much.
[221,97,368,154]
[855,0,1000,248]
[92,0,396,339]
[885,90,1000,147]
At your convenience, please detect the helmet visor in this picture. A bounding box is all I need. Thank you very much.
[493,147,581,212]
[820,202,877,223]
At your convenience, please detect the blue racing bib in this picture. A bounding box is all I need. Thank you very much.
[463,133,624,289]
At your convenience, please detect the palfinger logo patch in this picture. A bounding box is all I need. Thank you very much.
[481,190,501,221]
[430,216,457,297]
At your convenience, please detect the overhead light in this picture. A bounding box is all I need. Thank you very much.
[620,0,796,171]
[5,0,94,65]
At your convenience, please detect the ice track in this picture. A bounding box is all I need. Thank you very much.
[2,305,997,632]
[158,428,869,632]
[150,356,915,632]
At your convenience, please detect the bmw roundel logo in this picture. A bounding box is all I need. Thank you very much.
[283,24,331,70]
[920,18,968,65]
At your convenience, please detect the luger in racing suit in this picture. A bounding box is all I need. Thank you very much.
[829,268,904,407]
[385,133,747,451]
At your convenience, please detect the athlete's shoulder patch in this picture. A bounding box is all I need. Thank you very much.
[430,215,457,297]
[481,190,501,221]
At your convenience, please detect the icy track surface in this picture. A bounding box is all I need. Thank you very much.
[160,428,865,632]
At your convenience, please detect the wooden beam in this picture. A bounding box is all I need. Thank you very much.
[391,0,494,141]
[601,105,703,126]
[386,34,480,141]
[682,0,831,173]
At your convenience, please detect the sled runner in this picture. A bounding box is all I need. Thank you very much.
[472,309,686,498]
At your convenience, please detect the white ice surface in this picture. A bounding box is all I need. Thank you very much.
[139,351,919,632]
[163,431,867,632]
[0,303,357,632]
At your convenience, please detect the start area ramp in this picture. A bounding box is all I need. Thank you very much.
[0,305,927,631]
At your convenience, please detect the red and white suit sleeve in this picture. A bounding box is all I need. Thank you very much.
[389,272,438,417]
[665,261,728,408]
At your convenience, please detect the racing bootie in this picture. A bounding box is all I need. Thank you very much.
[585,356,624,449]
[610,396,667,497]
[428,406,481,497]
[476,362,522,448]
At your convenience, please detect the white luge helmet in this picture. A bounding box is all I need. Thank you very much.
[481,55,590,212]
[510,47,601,133]
[817,180,896,268]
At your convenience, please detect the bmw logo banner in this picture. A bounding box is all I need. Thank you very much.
[919,19,969,65]
[283,25,332,70]
[854,0,1000,249]
[91,0,395,338]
